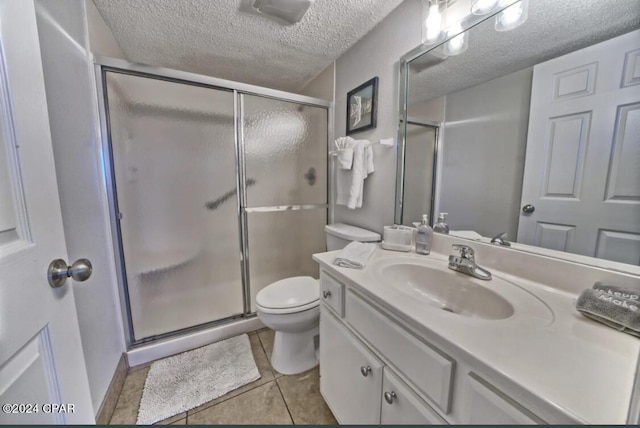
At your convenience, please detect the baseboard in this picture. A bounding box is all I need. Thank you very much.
[95,353,128,425]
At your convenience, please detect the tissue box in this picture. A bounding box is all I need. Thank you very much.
[382,225,413,252]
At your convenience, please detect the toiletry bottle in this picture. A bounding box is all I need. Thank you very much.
[415,214,433,255]
[433,212,450,234]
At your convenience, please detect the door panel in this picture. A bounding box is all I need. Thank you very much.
[104,72,244,340]
[542,112,590,198]
[518,29,640,264]
[247,208,326,311]
[0,0,93,423]
[381,368,446,425]
[605,103,640,201]
[242,94,327,208]
[319,307,383,424]
[1,329,62,425]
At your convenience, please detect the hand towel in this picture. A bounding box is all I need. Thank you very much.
[336,140,374,209]
[576,289,640,337]
[335,136,355,170]
[592,282,640,301]
[333,241,376,269]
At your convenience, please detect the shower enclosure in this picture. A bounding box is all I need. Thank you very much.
[95,58,329,345]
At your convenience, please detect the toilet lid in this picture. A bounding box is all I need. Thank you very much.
[256,276,319,310]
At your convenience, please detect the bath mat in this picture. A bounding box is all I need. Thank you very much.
[137,334,260,424]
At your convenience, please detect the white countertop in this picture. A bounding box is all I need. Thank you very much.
[313,245,640,424]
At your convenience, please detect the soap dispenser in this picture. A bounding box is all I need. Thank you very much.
[433,212,450,234]
[415,214,433,255]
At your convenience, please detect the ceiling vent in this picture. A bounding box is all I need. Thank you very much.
[238,0,314,25]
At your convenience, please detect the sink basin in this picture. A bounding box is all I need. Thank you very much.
[371,259,514,320]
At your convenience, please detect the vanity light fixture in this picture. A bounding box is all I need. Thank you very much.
[495,0,528,31]
[443,23,468,55]
[471,0,500,15]
[422,0,446,44]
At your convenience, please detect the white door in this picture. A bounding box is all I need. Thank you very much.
[0,1,94,424]
[518,29,640,264]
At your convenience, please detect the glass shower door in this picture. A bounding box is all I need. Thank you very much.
[241,94,328,311]
[104,72,244,341]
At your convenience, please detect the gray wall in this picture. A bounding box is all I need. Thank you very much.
[439,67,533,239]
[35,0,125,415]
[84,0,126,59]
[333,0,422,234]
[300,62,335,101]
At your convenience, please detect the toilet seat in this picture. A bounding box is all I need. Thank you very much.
[256,276,319,315]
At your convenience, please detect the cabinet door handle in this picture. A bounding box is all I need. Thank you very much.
[323,290,331,298]
[384,391,397,404]
[360,365,371,377]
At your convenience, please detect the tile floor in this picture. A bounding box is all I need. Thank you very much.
[109,329,337,425]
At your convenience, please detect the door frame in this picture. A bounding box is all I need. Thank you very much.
[93,56,333,346]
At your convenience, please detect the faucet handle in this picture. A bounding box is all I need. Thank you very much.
[452,244,474,259]
[491,232,511,246]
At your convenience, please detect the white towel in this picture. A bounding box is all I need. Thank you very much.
[336,140,375,209]
[333,242,376,269]
[335,137,355,169]
[337,149,354,169]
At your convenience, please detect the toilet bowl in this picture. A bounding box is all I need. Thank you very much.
[256,223,381,375]
[256,276,320,375]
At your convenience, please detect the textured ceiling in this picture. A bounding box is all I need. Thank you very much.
[409,0,640,103]
[92,0,404,92]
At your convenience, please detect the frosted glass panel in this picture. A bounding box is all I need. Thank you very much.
[243,95,327,207]
[105,72,243,340]
[247,208,326,311]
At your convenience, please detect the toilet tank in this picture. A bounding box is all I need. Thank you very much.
[325,223,381,251]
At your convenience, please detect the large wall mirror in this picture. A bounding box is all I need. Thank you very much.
[397,0,640,274]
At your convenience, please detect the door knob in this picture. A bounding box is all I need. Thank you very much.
[48,258,92,288]
[360,365,371,377]
[522,204,535,214]
[323,290,331,298]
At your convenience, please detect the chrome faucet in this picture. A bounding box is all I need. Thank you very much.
[490,232,511,247]
[448,244,492,280]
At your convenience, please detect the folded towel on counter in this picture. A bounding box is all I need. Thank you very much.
[592,282,640,301]
[336,140,374,209]
[333,241,376,269]
[335,137,355,170]
[576,289,640,337]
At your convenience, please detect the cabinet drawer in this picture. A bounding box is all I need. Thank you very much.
[381,368,447,425]
[320,271,345,317]
[464,373,542,424]
[346,290,454,413]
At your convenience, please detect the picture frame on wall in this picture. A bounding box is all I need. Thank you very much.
[346,76,378,135]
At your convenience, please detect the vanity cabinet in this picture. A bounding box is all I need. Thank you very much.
[320,306,445,424]
[463,373,541,424]
[381,368,446,424]
[319,306,383,424]
[319,268,549,425]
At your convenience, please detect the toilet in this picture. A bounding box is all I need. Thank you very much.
[255,223,381,375]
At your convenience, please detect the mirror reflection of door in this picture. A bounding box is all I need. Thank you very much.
[518,30,640,264]
[401,121,438,226]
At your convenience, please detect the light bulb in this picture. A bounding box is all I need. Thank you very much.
[495,0,528,31]
[443,23,468,56]
[424,3,443,42]
[471,0,499,15]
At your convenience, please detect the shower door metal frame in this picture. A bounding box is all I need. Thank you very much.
[93,56,332,347]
